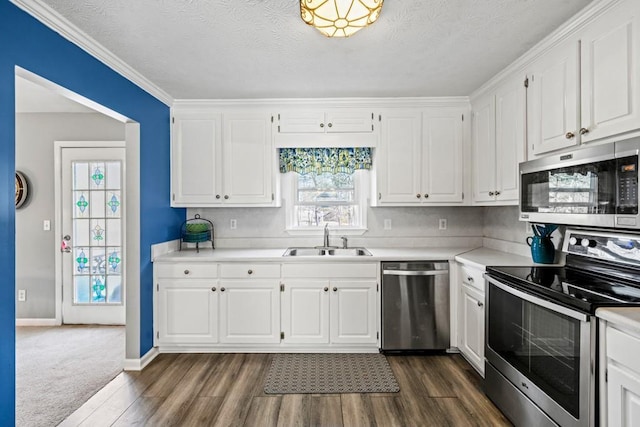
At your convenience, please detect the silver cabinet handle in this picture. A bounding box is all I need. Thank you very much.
[184,270,190,275]
[224,195,229,200]
[467,276,474,283]
[477,301,484,307]
[211,287,216,292]
[424,194,429,199]
[416,194,421,199]
[488,191,495,196]
[320,123,325,128]
[324,287,329,292]
[216,194,221,199]
[328,123,333,128]
[566,131,575,139]
[220,287,226,292]
[333,287,338,292]
[495,191,501,196]
[248,269,253,275]
[580,127,589,135]
[383,270,449,276]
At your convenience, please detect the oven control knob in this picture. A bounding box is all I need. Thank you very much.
[569,237,578,246]
[581,239,590,247]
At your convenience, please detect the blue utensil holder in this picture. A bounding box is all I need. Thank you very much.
[526,236,555,264]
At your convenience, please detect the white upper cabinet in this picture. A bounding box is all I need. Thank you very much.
[527,0,640,156]
[527,36,580,156]
[171,109,276,207]
[580,0,640,143]
[471,94,497,203]
[171,111,222,205]
[222,112,274,205]
[472,74,526,205]
[276,110,374,134]
[376,107,464,205]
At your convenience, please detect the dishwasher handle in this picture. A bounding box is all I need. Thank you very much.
[383,269,449,276]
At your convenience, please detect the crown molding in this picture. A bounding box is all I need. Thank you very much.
[11,0,174,106]
[470,0,622,101]
[172,96,470,110]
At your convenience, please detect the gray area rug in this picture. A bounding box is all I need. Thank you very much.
[16,325,124,427]
[264,353,400,394]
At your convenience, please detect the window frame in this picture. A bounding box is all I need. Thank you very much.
[283,170,369,236]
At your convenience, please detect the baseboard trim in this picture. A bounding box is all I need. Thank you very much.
[16,318,59,326]
[123,346,159,371]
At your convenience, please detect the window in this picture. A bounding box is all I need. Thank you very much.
[294,172,359,227]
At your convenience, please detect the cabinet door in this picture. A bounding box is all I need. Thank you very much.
[277,111,325,133]
[281,280,330,344]
[495,76,526,203]
[330,281,377,344]
[528,37,580,156]
[471,94,497,203]
[607,364,640,427]
[580,0,640,143]
[157,280,218,344]
[171,111,222,206]
[377,110,422,204]
[219,281,280,343]
[422,109,464,203]
[222,112,274,205]
[325,110,374,133]
[460,285,485,375]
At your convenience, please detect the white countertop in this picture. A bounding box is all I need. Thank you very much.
[597,307,640,335]
[153,246,478,263]
[454,247,537,270]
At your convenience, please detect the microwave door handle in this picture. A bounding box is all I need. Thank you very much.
[485,276,589,322]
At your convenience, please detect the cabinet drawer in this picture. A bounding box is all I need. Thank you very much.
[220,263,280,279]
[155,263,218,278]
[282,263,377,278]
[607,326,640,374]
[460,265,485,291]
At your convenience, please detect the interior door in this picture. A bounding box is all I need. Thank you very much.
[61,146,126,324]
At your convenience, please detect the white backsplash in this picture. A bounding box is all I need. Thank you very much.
[188,206,486,248]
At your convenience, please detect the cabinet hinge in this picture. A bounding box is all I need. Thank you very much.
[271,115,273,123]
[376,332,379,339]
[278,125,281,133]
[280,284,285,292]
[378,114,382,122]
[524,77,529,88]
[156,331,159,339]
[376,284,379,292]
[462,192,464,200]
[278,113,280,121]
[371,124,374,131]
[272,193,275,201]
[605,369,608,382]
[371,112,374,120]
[378,192,382,200]
[172,193,175,201]
[280,332,285,339]
[156,283,159,291]
[171,117,175,124]
[462,114,464,122]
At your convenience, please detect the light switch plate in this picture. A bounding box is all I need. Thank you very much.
[439,219,447,230]
[43,220,51,231]
[18,289,26,302]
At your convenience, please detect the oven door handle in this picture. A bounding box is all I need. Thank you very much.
[485,276,590,322]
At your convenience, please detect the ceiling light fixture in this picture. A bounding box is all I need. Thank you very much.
[300,0,383,38]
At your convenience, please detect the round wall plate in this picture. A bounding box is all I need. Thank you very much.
[15,171,29,208]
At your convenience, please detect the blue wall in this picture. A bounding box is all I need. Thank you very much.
[0,1,185,423]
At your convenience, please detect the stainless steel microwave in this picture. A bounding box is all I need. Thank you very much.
[519,138,640,229]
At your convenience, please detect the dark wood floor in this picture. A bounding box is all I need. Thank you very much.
[59,353,511,427]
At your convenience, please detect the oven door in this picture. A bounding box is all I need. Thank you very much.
[485,276,595,427]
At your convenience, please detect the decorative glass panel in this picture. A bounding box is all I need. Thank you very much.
[105,162,121,189]
[107,276,122,303]
[74,276,90,303]
[71,160,123,305]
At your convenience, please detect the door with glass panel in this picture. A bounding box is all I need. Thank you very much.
[61,146,125,324]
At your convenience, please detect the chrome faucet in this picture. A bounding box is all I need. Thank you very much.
[341,236,348,249]
[323,223,330,247]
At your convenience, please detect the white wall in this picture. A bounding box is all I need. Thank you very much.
[15,113,125,319]
[188,205,486,249]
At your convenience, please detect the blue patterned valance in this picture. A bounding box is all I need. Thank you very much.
[279,148,372,174]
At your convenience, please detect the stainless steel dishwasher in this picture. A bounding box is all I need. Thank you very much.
[381,261,450,351]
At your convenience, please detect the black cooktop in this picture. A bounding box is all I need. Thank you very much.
[486,259,640,314]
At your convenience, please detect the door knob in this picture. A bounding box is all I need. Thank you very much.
[423,194,429,199]
[220,287,226,292]
[333,287,338,292]
[320,123,325,128]
[60,235,72,253]
[224,195,229,200]
[247,269,253,275]
[216,194,221,199]
[416,194,421,199]
[328,123,333,128]
[324,287,329,292]
[184,270,190,275]
[211,287,216,292]
[565,131,575,139]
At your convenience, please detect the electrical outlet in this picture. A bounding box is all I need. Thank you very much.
[18,289,26,302]
[43,220,51,231]
[384,219,392,230]
[230,219,237,230]
[439,218,447,230]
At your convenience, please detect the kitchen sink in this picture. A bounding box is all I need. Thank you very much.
[283,247,372,257]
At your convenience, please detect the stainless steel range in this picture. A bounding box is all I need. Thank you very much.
[484,228,640,427]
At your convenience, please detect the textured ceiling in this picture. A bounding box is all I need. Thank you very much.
[39,0,592,99]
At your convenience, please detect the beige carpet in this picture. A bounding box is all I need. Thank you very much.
[264,353,400,394]
[16,325,124,427]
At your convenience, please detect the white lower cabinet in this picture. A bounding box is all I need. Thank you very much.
[219,281,280,344]
[281,280,330,344]
[156,280,219,344]
[457,262,485,376]
[601,321,640,426]
[330,280,378,344]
